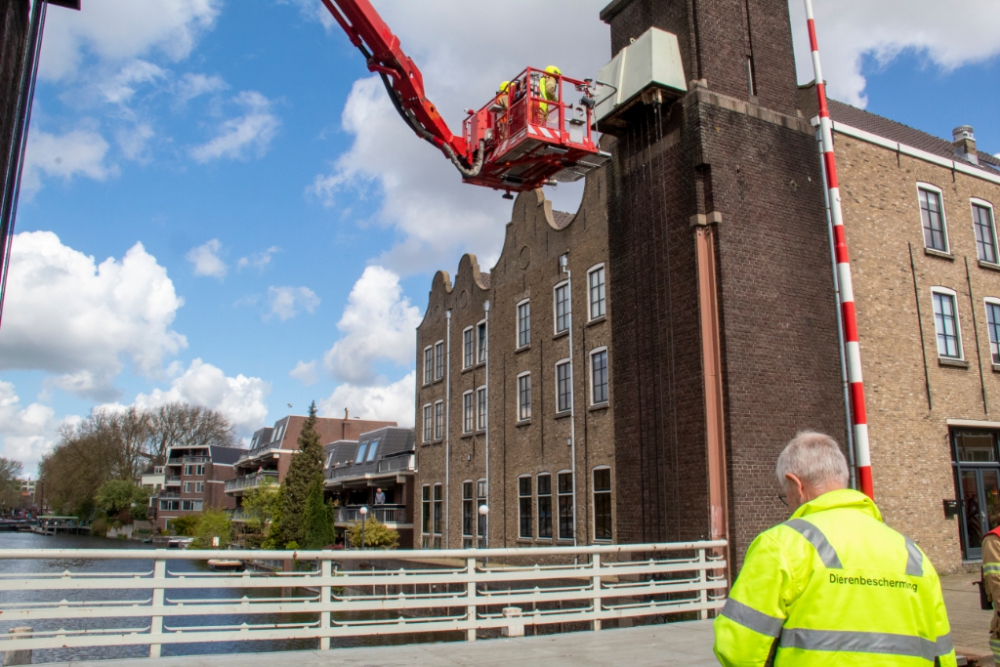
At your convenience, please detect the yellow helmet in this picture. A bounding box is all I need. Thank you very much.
[499,81,510,93]
[545,65,562,76]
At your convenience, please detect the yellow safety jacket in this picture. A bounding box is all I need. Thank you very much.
[714,489,956,666]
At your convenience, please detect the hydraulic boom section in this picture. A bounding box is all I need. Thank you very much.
[320,0,609,194]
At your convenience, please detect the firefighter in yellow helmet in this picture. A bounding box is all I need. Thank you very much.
[714,431,956,667]
[536,65,561,125]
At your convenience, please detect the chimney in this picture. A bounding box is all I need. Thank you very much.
[342,408,349,440]
[953,125,978,165]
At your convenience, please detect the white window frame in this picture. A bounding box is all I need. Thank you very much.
[195,482,204,493]
[516,299,531,349]
[462,390,474,434]
[972,198,999,265]
[476,385,488,431]
[421,484,431,547]
[587,264,606,321]
[590,347,610,405]
[553,280,571,335]
[556,469,574,541]
[917,183,949,253]
[422,404,433,443]
[518,475,533,539]
[183,482,191,493]
[477,319,488,364]
[517,371,532,422]
[434,400,445,440]
[462,326,475,370]
[930,287,963,360]
[592,465,612,543]
[462,480,474,546]
[423,346,434,385]
[432,483,443,548]
[536,473,553,540]
[434,340,445,380]
[554,358,572,414]
[985,297,1000,365]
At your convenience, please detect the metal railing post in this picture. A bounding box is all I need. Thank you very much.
[699,548,709,620]
[320,559,331,650]
[591,553,602,631]
[150,557,166,658]
[466,556,477,641]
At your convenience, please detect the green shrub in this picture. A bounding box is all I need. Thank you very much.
[347,518,399,550]
[190,509,233,549]
[170,515,198,536]
[90,516,108,537]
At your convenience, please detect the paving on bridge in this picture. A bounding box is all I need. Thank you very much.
[60,622,719,667]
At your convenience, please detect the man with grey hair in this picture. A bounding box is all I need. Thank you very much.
[714,431,956,666]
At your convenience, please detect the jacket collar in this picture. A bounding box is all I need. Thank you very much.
[789,488,883,523]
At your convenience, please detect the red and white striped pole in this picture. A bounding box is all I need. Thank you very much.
[805,0,873,499]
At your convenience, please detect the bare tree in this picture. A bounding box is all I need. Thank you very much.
[149,403,235,464]
[0,457,23,511]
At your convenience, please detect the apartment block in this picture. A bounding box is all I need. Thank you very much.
[153,444,243,532]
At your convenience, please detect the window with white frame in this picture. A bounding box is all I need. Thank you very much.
[932,288,962,359]
[518,476,532,539]
[591,348,609,404]
[463,391,474,433]
[554,282,571,334]
[588,265,606,320]
[183,482,191,493]
[433,484,443,548]
[435,341,445,380]
[517,372,532,421]
[477,321,488,364]
[462,481,474,547]
[919,186,948,252]
[973,201,998,264]
[477,480,487,539]
[463,327,474,369]
[195,482,204,493]
[423,346,433,385]
[517,300,531,348]
[593,467,612,541]
[556,360,572,413]
[986,299,1000,365]
[557,471,574,540]
[537,474,552,539]
[434,401,444,440]
[421,485,431,548]
[477,386,487,431]
[422,404,433,442]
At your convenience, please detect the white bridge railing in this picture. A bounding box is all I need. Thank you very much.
[0,542,728,659]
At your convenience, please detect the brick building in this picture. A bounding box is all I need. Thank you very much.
[153,443,244,533]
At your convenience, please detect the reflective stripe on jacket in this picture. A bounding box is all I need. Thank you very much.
[713,488,957,667]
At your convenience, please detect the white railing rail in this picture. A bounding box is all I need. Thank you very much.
[0,541,728,658]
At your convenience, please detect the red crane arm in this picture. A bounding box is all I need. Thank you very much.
[319,0,473,166]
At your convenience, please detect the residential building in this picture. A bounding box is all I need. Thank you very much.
[225,413,395,500]
[141,466,165,493]
[324,426,416,546]
[153,444,244,533]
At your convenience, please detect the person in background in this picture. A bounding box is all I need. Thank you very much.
[714,431,956,666]
[982,527,1000,662]
[374,488,385,505]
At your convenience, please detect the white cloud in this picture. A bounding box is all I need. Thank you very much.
[238,246,280,271]
[320,372,415,427]
[131,358,270,435]
[0,380,65,475]
[186,239,227,279]
[323,266,420,385]
[289,360,319,387]
[789,0,1000,107]
[268,286,320,321]
[97,59,168,105]
[40,0,221,82]
[0,231,187,400]
[175,72,227,105]
[117,123,155,161]
[22,127,115,195]
[190,91,281,163]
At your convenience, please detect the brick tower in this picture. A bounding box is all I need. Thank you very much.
[600,0,846,564]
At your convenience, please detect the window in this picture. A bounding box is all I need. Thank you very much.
[591,348,609,404]
[558,472,574,540]
[477,386,487,431]
[366,438,379,462]
[477,321,488,364]
[159,500,180,511]
[556,360,572,413]
[463,328,474,369]
[197,465,205,476]
[986,300,1000,364]
[589,265,606,320]
[355,443,368,463]
[422,404,433,443]
[423,346,434,385]
[462,481,474,547]
[181,500,203,512]
[435,341,445,380]
[974,202,998,264]
[183,482,191,493]
[517,300,531,348]
[554,282,571,334]
[434,401,444,440]
[477,479,487,539]
[195,482,204,493]
[184,465,192,476]
[433,484,443,548]
[517,373,532,421]
[919,186,948,252]
[421,485,431,548]
[932,289,962,359]
[463,391,474,433]
[519,476,533,539]
[537,474,552,539]
[593,468,612,541]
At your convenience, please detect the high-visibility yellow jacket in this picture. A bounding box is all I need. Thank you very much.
[714,488,956,666]
[982,531,1000,654]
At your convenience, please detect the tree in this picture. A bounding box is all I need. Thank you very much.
[149,403,235,465]
[241,477,281,548]
[0,457,23,512]
[171,515,199,536]
[191,509,233,549]
[347,517,399,550]
[269,402,323,548]
[302,478,335,549]
[94,480,150,525]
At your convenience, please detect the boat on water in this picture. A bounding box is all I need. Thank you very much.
[166,537,195,549]
[207,559,244,571]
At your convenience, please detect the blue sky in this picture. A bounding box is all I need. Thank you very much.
[1,0,999,475]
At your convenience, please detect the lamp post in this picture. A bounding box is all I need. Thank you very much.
[478,504,489,550]
[359,505,368,550]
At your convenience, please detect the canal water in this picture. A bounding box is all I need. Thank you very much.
[0,532,459,663]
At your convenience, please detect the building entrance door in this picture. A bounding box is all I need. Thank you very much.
[953,430,1000,560]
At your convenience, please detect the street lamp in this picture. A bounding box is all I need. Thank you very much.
[478,504,489,550]
[359,505,368,550]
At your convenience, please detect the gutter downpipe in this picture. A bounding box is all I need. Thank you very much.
[805,0,873,498]
[483,300,490,548]
[562,259,578,547]
[445,309,452,547]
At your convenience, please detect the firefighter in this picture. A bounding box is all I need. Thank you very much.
[536,65,561,125]
[714,431,957,666]
[983,527,1000,662]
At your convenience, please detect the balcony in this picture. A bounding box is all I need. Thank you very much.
[377,454,416,474]
[335,505,409,526]
[183,455,210,463]
[326,454,415,482]
[225,471,279,493]
[237,441,283,463]
[165,476,182,486]
[158,492,180,499]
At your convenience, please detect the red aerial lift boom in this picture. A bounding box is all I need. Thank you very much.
[319,0,609,195]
